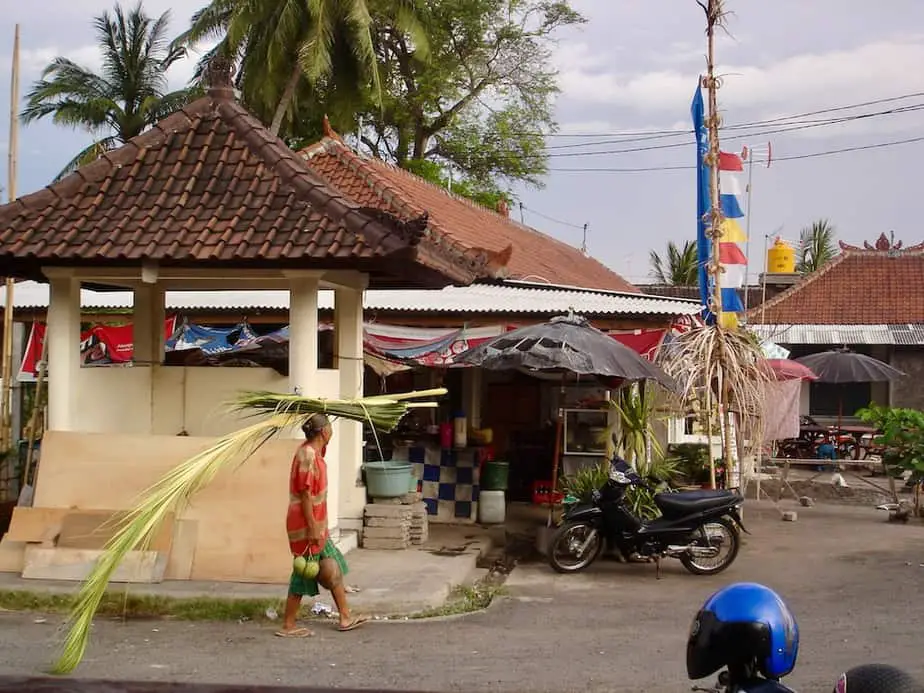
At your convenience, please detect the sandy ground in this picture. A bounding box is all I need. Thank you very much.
[1,501,922,692]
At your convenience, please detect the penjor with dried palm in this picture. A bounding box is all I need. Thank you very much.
[50,388,446,675]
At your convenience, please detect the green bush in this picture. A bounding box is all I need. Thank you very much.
[667,443,711,483]
[856,405,924,476]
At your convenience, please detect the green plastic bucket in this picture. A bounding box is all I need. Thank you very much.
[389,457,419,493]
[481,460,510,491]
[363,461,413,498]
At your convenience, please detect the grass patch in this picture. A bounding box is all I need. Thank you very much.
[409,580,506,619]
[0,589,285,621]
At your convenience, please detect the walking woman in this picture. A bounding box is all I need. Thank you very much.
[277,413,367,637]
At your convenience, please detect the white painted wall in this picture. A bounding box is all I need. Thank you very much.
[73,366,341,436]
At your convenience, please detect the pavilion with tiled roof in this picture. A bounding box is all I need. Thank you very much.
[749,232,924,414]
[299,126,637,293]
[0,59,512,578]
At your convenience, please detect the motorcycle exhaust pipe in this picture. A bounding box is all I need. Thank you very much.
[665,544,719,558]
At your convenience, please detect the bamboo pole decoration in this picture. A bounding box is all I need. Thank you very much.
[699,0,727,321]
[698,0,737,476]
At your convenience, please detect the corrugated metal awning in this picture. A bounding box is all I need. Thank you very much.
[750,323,924,345]
[1,280,701,317]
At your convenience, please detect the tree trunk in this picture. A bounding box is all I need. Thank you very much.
[412,125,429,160]
[270,65,302,137]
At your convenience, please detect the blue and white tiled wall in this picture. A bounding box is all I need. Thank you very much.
[407,446,480,523]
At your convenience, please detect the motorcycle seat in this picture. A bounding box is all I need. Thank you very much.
[654,489,739,516]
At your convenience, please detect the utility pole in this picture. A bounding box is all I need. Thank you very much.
[2,24,21,464]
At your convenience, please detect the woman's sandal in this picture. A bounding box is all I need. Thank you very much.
[338,616,369,632]
[275,627,315,638]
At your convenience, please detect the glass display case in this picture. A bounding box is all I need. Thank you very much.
[563,408,609,456]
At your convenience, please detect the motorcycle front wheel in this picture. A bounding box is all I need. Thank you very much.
[680,516,740,576]
[547,521,605,574]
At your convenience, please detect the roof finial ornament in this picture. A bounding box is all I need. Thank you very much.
[206,55,235,99]
[322,115,344,142]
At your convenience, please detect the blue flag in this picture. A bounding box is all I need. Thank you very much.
[691,82,713,321]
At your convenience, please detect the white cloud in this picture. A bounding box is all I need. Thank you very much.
[555,37,924,124]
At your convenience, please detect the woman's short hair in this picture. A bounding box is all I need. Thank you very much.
[302,413,331,440]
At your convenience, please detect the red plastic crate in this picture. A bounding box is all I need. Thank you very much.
[531,480,564,505]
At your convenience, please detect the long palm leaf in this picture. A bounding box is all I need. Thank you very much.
[51,388,445,674]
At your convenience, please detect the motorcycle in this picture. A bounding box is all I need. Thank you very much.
[547,457,746,576]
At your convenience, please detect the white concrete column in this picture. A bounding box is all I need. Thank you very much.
[287,275,320,395]
[463,367,483,429]
[46,274,81,431]
[132,284,165,366]
[335,286,366,530]
[132,284,165,435]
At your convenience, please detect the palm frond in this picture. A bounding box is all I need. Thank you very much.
[53,136,120,182]
[50,388,446,674]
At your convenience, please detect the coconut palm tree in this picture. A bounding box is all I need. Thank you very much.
[176,0,428,137]
[796,219,838,275]
[20,2,198,180]
[649,240,699,286]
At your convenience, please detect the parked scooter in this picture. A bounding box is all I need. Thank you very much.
[547,456,746,576]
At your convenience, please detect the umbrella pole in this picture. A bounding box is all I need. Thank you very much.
[548,376,566,527]
[549,412,563,527]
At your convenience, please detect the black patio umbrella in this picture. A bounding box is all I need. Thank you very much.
[794,349,906,444]
[457,314,676,522]
[457,313,676,388]
[794,349,906,384]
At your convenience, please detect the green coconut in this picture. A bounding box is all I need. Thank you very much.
[293,555,308,575]
[302,559,320,579]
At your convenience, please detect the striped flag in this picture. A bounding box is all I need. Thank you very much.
[692,80,748,323]
[717,150,746,315]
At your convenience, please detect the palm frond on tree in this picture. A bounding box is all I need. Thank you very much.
[796,219,838,275]
[176,0,428,136]
[53,136,121,182]
[51,388,446,675]
[649,240,699,286]
[21,2,198,179]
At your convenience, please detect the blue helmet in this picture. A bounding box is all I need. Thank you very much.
[687,583,799,681]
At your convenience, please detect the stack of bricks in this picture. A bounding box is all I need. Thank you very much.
[361,492,429,550]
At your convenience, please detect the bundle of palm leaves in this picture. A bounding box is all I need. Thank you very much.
[51,388,446,675]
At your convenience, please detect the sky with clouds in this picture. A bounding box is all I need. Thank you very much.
[1,0,923,287]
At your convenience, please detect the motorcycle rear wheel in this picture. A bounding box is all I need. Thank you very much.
[547,521,605,574]
[680,516,740,576]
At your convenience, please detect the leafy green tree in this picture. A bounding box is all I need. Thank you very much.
[356,0,584,196]
[796,219,838,275]
[21,2,198,179]
[649,240,699,286]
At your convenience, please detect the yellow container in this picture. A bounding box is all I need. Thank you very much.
[767,237,795,274]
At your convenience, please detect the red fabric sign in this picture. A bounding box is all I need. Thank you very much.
[18,317,178,381]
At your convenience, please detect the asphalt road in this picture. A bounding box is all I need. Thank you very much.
[1,502,922,692]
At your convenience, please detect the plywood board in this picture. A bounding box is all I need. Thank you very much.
[57,510,176,553]
[22,546,167,583]
[0,537,25,573]
[32,431,302,583]
[164,519,198,580]
[6,507,69,543]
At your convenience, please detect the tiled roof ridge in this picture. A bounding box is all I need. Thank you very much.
[301,137,511,276]
[301,136,636,291]
[747,251,850,323]
[747,246,924,324]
